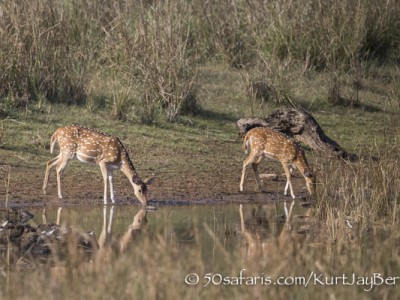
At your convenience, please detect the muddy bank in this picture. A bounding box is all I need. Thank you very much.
[3,165,311,208]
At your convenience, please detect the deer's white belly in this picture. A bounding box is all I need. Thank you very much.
[108,163,121,170]
[263,151,279,161]
[76,152,97,163]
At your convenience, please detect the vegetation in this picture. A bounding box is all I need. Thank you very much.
[0,0,399,299]
[1,0,399,121]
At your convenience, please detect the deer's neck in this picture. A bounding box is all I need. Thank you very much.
[295,151,310,175]
[121,154,141,185]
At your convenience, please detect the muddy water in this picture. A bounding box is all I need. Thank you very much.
[20,202,308,260]
[3,202,399,299]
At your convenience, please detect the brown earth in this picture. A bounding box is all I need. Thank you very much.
[2,155,311,208]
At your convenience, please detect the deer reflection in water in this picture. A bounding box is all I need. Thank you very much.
[239,202,312,257]
[39,206,149,280]
[97,206,149,260]
[0,205,150,278]
[239,204,274,257]
[41,207,63,225]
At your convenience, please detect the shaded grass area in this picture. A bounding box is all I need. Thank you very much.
[0,64,399,204]
[0,1,399,298]
[0,64,399,299]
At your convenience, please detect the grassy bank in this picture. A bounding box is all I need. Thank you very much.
[0,0,399,299]
[0,63,399,299]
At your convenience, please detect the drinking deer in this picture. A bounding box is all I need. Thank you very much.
[43,126,154,206]
[239,127,315,198]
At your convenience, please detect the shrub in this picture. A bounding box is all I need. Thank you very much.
[0,0,399,121]
[93,0,199,123]
[0,0,101,105]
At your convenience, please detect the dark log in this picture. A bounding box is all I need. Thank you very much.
[237,107,357,161]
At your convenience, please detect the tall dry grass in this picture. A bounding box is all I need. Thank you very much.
[0,0,100,106]
[1,0,399,121]
[95,0,199,123]
[315,136,400,227]
[1,199,399,299]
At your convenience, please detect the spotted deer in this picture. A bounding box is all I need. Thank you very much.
[43,126,154,206]
[239,127,315,198]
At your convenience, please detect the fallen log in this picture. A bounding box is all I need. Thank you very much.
[237,107,357,161]
[0,208,97,271]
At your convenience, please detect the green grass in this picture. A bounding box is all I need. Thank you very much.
[1,63,400,300]
[0,0,399,298]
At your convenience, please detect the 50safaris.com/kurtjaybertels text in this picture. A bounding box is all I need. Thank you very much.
[184,269,399,291]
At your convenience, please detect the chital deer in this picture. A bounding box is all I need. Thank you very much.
[43,126,154,206]
[239,127,315,198]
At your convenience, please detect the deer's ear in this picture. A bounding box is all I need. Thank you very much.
[144,177,156,185]
[133,177,143,185]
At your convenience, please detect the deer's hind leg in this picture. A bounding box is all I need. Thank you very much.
[55,154,72,199]
[240,151,264,192]
[43,155,62,194]
[252,155,265,192]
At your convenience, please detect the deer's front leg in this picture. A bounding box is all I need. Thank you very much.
[282,163,295,198]
[108,169,115,204]
[99,163,109,205]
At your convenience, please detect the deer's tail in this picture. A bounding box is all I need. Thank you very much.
[243,133,251,154]
[50,130,58,154]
